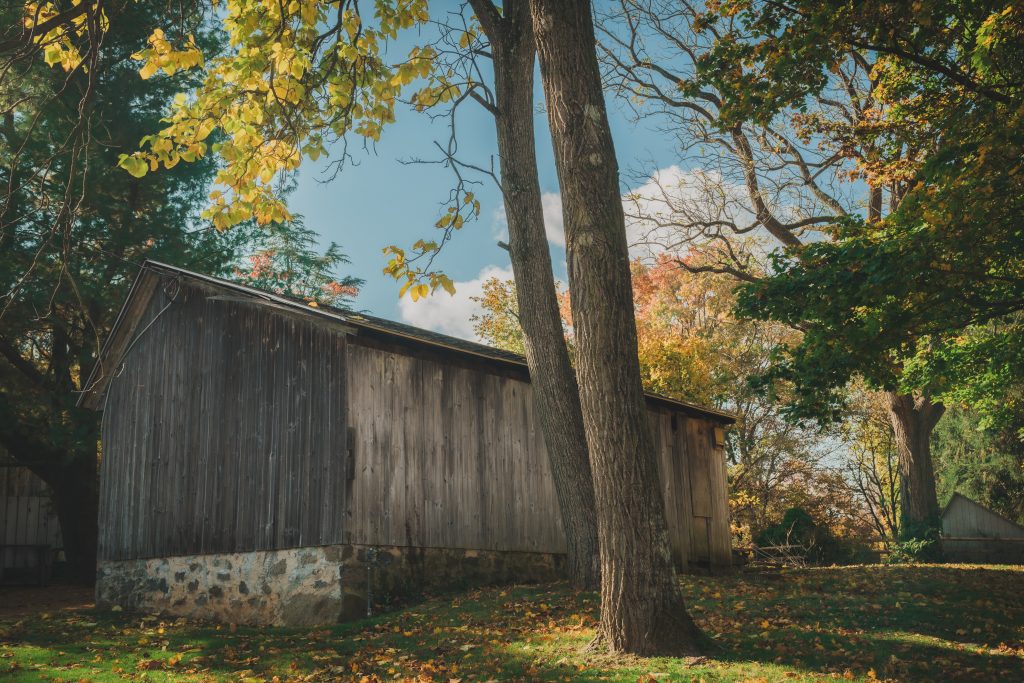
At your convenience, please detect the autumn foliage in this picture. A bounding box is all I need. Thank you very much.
[472,252,884,550]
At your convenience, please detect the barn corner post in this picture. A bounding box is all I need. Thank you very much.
[468,0,600,590]
[528,0,703,656]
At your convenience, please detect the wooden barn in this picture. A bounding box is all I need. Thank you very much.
[80,261,734,626]
[941,493,1024,564]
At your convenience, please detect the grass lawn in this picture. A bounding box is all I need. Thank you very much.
[1,564,1022,682]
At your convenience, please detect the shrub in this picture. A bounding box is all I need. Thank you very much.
[754,507,856,565]
[886,519,943,563]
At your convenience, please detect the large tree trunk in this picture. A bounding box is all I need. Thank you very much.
[45,451,99,583]
[886,392,943,539]
[470,0,600,589]
[528,0,702,655]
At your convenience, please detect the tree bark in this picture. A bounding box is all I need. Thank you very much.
[886,391,943,537]
[469,0,600,589]
[868,184,883,223]
[528,0,702,655]
[45,451,99,583]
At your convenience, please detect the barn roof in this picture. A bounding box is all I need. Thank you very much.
[79,260,736,423]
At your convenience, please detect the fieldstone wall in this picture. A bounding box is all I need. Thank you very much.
[96,544,564,626]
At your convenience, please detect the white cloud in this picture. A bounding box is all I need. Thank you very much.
[405,167,739,341]
[624,165,762,261]
[398,263,515,341]
[492,166,742,260]
[491,191,566,248]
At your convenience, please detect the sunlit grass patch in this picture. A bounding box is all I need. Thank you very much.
[1,564,1022,681]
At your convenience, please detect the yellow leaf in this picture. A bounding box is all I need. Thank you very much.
[119,155,148,178]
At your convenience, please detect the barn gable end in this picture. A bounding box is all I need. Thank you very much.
[941,493,1024,564]
[85,261,734,626]
[96,276,351,562]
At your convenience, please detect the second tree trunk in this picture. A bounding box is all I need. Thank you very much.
[469,0,600,589]
[529,0,703,655]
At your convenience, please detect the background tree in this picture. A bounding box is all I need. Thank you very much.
[470,278,528,357]
[721,1,1023,544]
[841,389,902,547]
[630,254,848,543]
[932,404,1024,525]
[1,1,360,578]
[231,213,362,308]
[596,0,1023,546]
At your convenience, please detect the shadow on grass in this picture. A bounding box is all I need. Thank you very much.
[681,564,1024,682]
[1,565,1022,682]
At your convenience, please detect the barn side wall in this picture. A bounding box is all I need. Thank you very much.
[941,495,1024,539]
[343,342,733,568]
[95,273,731,625]
[941,495,1024,564]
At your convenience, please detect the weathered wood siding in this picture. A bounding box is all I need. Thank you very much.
[346,343,732,566]
[1,466,62,569]
[98,274,731,568]
[98,281,350,561]
[940,494,1024,564]
[942,494,1024,539]
[345,343,563,553]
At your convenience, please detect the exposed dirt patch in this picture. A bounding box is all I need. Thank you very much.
[0,584,93,619]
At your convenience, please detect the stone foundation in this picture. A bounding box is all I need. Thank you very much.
[96,545,564,626]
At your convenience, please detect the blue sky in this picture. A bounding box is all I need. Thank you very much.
[287,22,682,339]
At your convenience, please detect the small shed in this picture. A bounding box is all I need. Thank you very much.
[941,493,1024,564]
[80,261,735,626]
[1,458,62,583]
